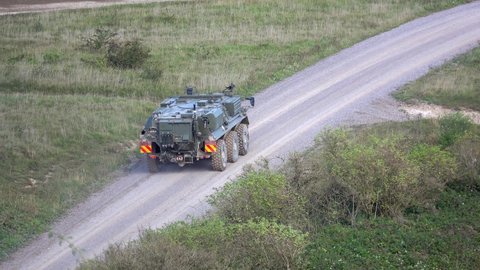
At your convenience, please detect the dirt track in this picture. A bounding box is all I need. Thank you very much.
[0,0,175,15]
[2,1,480,269]
[0,0,110,6]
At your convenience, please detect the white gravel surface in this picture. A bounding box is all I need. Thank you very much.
[2,1,480,269]
[401,102,480,124]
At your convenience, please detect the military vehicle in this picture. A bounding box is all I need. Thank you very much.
[139,84,254,172]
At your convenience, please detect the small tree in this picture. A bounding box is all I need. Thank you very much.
[209,171,309,230]
[82,28,117,51]
[106,38,150,69]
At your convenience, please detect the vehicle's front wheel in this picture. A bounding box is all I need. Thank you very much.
[236,124,249,156]
[212,139,227,171]
[225,131,239,163]
[147,156,161,173]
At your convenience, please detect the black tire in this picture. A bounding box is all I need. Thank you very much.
[236,124,249,156]
[147,156,161,173]
[212,139,227,171]
[225,131,239,163]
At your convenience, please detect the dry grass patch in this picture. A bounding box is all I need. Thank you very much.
[1,0,469,98]
[395,46,480,111]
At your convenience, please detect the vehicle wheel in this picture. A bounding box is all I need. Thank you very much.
[225,131,239,163]
[236,124,249,156]
[147,156,161,173]
[212,139,227,171]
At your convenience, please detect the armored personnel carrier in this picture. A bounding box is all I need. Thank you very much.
[139,84,254,172]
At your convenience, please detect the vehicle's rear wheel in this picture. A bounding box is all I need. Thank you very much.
[225,131,239,163]
[212,139,227,171]
[236,124,249,156]
[147,156,161,173]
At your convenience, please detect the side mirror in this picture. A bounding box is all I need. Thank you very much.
[246,97,255,107]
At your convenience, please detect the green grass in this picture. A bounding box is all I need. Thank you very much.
[395,46,480,111]
[305,188,480,269]
[0,0,470,97]
[0,0,471,260]
[0,94,154,258]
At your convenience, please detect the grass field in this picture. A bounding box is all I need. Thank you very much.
[0,0,470,260]
[0,94,153,258]
[305,187,480,269]
[395,46,480,111]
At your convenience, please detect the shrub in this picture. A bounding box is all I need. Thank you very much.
[106,38,150,69]
[208,171,308,230]
[80,218,308,270]
[450,133,480,189]
[78,231,219,270]
[285,129,458,225]
[82,28,117,51]
[328,135,419,222]
[228,218,308,269]
[306,189,480,270]
[408,144,457,207]
[282,131,352,225]
[161,218,229,250]
[164,218,307,269]
[439,113,473,148]
[141,62,163,81]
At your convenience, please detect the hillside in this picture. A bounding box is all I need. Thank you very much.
[79,48,480,268]
[0,0,472,260]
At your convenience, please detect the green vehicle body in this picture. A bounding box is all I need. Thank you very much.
[140,84,254,172]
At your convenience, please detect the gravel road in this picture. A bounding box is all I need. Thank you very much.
[2,2,480,269]
[0,0,178,15]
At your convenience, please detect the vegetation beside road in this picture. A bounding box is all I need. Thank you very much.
[395,46,480,111]
[78,33,480,269]
[80,116,480,269]
[0,94,154,258]
[0,0,471,260]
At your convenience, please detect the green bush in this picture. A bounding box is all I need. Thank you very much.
[141,62,163,81]
[282,130,353,225]
[408,144,457,207]
[439,113,473,148]
[208,171,308,229]
[228,218,308,269]
[78,231,220,270]
[80,217,308,269]
[106,38,150,69]
[450,133,480,189]
[163,218,307,269]
[305,189,480,270]
[161,218,229,250]
[328,135,419,222]
[284,128,458,225]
